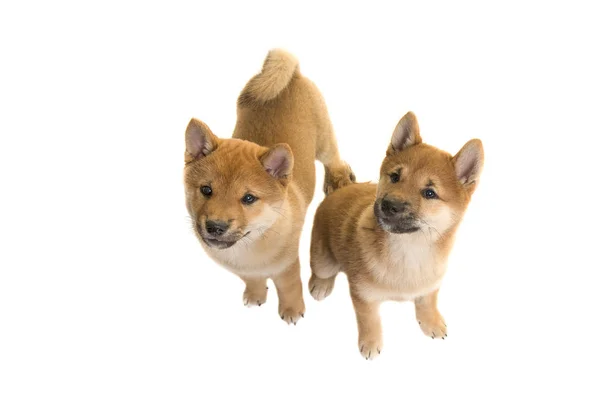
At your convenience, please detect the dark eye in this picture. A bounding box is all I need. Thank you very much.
[390,172,400,183]
[241,193,257,205]
[200,186,212,196]
[422,188,438,199]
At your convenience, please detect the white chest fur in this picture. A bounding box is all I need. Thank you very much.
[361,231,448,302]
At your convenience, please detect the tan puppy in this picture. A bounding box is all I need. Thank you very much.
[183,49,354,324]
[309,111,484,358]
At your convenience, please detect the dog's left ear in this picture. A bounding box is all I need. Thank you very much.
[261,144,294,185]
[453,139,484,192]
[387,111,422,155]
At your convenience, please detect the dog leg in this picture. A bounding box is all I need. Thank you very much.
[414,289,447,339]
[308,259,339,302]
[313,103,355,194]
[351,292,383,360]
[241,276,268,307]
[308,234,339,301]
[272,258,305,325]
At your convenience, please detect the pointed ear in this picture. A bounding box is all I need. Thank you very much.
[260,144,294,184]
[185,118,218,163]
[453,139,484,191]
[387,111,422,154]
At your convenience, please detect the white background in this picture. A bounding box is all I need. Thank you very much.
[1,1,599,399]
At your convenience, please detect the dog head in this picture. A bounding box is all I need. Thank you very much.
[183,118,293,250]
[374,111,484,236]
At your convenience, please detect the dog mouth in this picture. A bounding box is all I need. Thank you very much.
[199,231,250,250]
[201,236,237,249]
[373,201,419,234]
[377,220,420,234]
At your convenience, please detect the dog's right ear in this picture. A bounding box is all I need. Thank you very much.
[260,143,294,186]
[185,118,218,163]
[387,111,422,155]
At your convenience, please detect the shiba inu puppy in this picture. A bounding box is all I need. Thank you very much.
[183,49,354,324]
[309,111,484,358]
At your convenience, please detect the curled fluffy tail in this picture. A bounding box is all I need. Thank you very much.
[239,49,299,104]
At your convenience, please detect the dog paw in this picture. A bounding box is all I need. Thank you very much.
[323,162,356,195]
[417,312,447,339]
[309,274,335,301]
[358,337,383,360]
[279,300,305,325]
[243,285,268,307]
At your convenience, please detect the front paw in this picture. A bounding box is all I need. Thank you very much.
[358,335,383,360]
[417,311,447,339]
[279,298,305,325]
[243,285,268,307]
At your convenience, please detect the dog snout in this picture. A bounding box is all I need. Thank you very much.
[381,198,410,217]
[205,220,230,236]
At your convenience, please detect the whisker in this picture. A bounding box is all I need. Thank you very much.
[418,217,442,241]
[271,207,289,220]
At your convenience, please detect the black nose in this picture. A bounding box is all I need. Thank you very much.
[205,220,229,236]
[381,198,409,216]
